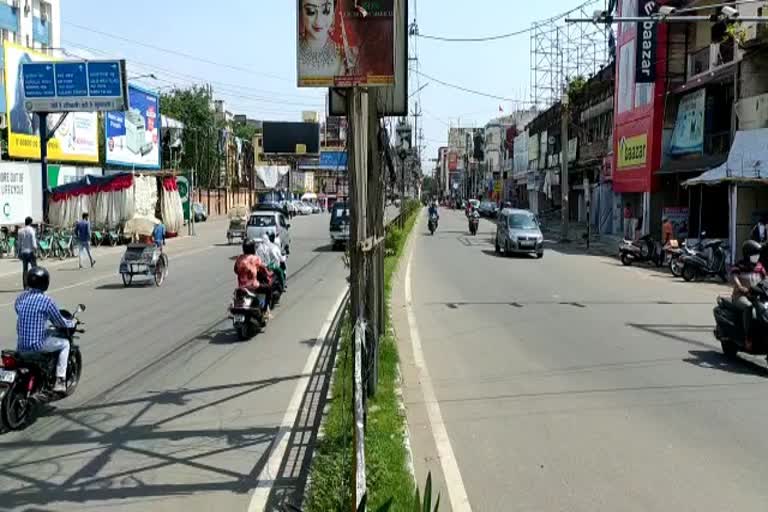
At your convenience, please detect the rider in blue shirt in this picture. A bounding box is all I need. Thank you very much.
[153,222,166,249]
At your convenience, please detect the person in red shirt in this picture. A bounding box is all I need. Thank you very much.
[234,239,268,290]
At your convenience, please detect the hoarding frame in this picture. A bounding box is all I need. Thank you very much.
[262,121,321,156]
[328,0,408,116]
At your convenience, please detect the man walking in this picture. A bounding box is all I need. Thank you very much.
[74,213,95,269]
[17,217,37,289]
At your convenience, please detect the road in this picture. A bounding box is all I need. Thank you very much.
[395,210,768,512]
[0,212,348,511]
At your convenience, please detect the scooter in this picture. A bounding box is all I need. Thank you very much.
[666,239,700,278]
[714,281,768,358]
[468,216,479,236]
[428,214,438,235]
[230,287,269,341]
[679,238,727,282]
[619,234,663,267]
[0,304,86,430]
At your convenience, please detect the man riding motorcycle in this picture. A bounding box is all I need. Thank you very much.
[731,240,767,351]
[428,200,439,220]
[234,239,272,314]
[15,267,76,392]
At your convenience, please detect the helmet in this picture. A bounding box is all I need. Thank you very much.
[27,266,50,292]
[242,239,256,255]
[743,240,762,259]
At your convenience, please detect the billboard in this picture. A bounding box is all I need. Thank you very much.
[297,0,394,88]
[105,85,161,169]
[0,162,43,225]
[263,121,320,155]
[669,89,705,156]
[4,43,98,163]
[328,0,407,116]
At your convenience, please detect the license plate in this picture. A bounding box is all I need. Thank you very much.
[520,242,534,249]
[233,314,245,323]
[0,370,16,383]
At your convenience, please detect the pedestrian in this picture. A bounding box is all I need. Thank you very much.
[623,202,634,240]
[750,213,768,244]
[17,216,37,289]
[74,212,95,269]
[153,220,166,250]
[662,216,674,245]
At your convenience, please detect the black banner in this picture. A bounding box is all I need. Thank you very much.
[635,0,658,83]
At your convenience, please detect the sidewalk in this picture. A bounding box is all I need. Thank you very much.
[541,220,623,257]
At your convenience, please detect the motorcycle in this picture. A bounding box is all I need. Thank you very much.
[714,281,768,358]
[428,214,438,235]
[92,227,105,248]
[0,304,86,430]
[107,229,120,247]
[619,234,663,267]
[230,287,270,340]
[37,229,54,260]
[665,239,700,278]
[679,238,727,282]
[468,216,479,236]
[54,229,74,260]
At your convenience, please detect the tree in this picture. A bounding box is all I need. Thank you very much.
[567,75,587,102]
[161,86,220,187]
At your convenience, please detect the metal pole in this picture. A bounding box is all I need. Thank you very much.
[561,94,570,242]
[38,113,48,222]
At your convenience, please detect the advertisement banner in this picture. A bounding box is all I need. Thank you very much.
[635,0,658,83]
[669,89,705,155]
[662,207,690,239]
[297,0,395,87]
[105,84,161,169]
[618,134,648,169]
[0,162,43,225]
[448,151,458,171]
[47,164,103,189]
[4,42,98,163]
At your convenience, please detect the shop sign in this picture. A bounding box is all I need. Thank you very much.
[636,0,658,83]
[618,134,648,169]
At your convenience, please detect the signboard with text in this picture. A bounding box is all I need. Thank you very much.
[21,58,127,112]
[0,162,43,225]
[636,0,658,83]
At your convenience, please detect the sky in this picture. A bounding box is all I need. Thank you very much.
[63,0,606,171]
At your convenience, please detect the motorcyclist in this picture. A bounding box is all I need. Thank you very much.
[266,233,287,290]
[15,267,76,393]
[731,240,766,351]
[428,200,439,220]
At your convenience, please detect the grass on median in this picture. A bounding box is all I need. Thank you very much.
[304,204,421,512]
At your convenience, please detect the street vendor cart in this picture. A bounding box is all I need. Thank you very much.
[227,204,249,245]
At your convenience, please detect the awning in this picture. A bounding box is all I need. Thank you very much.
[684,129,768,186]
[657,153,726,176]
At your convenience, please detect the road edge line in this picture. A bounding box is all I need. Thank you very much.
[247,286,349,512]
[405,235,473,512]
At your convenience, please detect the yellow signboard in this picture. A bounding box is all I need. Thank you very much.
[494,181,502,193]
[617,134,648,169]
[295,144,307,155]
[4,42,98,163]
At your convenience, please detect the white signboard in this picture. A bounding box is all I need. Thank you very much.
[0,162,43,225]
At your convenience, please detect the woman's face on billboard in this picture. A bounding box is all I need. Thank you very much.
[301,0,333,43]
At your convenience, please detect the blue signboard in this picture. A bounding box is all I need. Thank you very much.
[319,150,348,169]
[21,63,55,98]
[54,62,88,97]
[21,59,127,112]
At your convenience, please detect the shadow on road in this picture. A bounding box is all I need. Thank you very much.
[95,282,154,290]
[683,349,768,377]
[627,323,714,350]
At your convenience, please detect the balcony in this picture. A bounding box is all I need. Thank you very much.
[687,40,739,81]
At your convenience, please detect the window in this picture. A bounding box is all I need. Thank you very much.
[248,215,276,227]
[635,82,654,108]
[618,41,636,113]
[620,0,638,35]
[278,215,288,228]
[507,213,538,230]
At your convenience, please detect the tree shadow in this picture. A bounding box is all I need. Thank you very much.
[683,349,768,377]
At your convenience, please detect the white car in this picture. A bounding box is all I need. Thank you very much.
[296,201,312,215]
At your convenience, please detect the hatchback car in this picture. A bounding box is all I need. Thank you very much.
[329,202,350,250]
[246,211,291,255]
[495,208,544,258]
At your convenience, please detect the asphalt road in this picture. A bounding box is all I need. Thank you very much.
[0,212,348,511]
[396,209,768,512]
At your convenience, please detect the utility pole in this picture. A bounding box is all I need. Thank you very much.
[560,92,570,242]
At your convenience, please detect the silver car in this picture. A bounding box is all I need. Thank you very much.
[495,208,544,258]
[246,211,292,255]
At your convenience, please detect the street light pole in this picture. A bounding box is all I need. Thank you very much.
[561,92,570,242]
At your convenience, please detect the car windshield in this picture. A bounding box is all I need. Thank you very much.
[248,215,276,227]
[332,205,350,220]
[508,213,537,229]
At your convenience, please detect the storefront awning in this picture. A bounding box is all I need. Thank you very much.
[684,129,768,186]
[657,154,726,176]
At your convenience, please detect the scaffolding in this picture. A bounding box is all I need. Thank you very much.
[530,0,611,107]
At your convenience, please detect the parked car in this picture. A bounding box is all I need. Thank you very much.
[478,201,498,218]
[280,200,298,217]
[495,208,544,258]
[330,201,350,250]
[311,203,322,214]
[192,202,208,222]
[297,201,313,215]
[246,211,292,255]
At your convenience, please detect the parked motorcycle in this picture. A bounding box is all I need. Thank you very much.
[679,238,727,282]
[92,226,105,248]
[54,229,74,260]
[714,281,768,358]
[666,239,700,278]
[0,304,86,430]
[468,216,479,236]
[107,229,120,247]
[428,214,438,235]
[37,230,54,260]
[230,287,269,340]
[619,234,663,267]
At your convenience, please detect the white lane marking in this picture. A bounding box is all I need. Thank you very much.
[247,287,348,512]
[0,244,219,308]
[405,247,473,511]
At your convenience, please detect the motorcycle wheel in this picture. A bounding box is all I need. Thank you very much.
[1,384,32,430]
[670,258,683,277]
[154,261,166,286]
[721,340,739,358]
[682,264,697,282]
[65,351,83,397]
[620,252,632,266]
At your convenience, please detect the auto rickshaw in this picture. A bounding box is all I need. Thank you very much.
[227,205,249,245]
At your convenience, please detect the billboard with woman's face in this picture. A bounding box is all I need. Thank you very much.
[4,43,98,163]
[297,0,394,87]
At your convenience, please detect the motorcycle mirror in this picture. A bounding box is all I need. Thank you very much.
[76,304,86,313]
